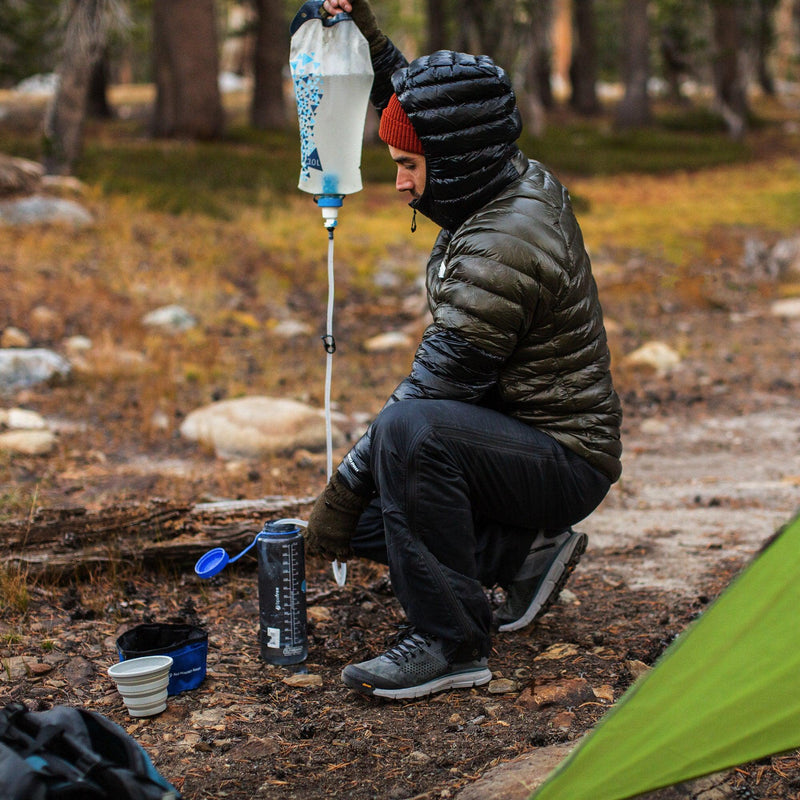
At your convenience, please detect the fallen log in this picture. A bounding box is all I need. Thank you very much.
[0,496,315,580]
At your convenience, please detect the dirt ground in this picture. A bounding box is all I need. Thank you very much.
[2,143,800,796]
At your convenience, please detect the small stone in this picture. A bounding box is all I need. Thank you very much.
[0,348,71,390]
[1,327,31,348]
[622,341,681,375]
[405,750,431,765]
[7,407,47,430]
[532,678,595,710]
[363,331,414,352]
[180,396,343,459]
[488,677,519,694]
[0,429,56,455]
[271,319,312,338]
[63,335,92,355]
[0,195,93,227]
[0,656,34,681]
[29,306,63,339]
[142,304,197,333]
[282,672,323,688]
[640,418,670,435]
[771,298,800,318]
[62,656,94,687]
[190,709,226,727]
[150,410,170,431]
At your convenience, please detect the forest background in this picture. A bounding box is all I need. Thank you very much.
[1,0,799,177]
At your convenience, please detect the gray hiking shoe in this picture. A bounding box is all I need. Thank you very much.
[494,528,588,632]
[341,632,492,700]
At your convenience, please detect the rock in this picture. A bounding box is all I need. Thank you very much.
[29,306,63,340]
[282,672,323,688]
[5,407,47,429]
[190,708,226,728]
[363,331,414,352]
[455,743,574,800]
[63,335,92,356]
[271,318,312,338]
[1,326,31,348]
[0,656,44,681]
[641,418,671,435]
[0,429,56,454]
[150,409,170,431]
[0,195,92,227]
[62,656,94,687]
[488,677,519,694]
[142,304,197,333]
[622,341,681,375]
[529,677,595,710]
[0,154,43,196]
[770,297,800,318]
[41,175,87,196]
[180,396,343,459]
[0,348,71,391]
[70,343,147,376]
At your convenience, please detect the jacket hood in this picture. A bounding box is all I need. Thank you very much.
[392,51,523,232]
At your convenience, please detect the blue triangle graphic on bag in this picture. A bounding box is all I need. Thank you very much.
[305,148,323,171]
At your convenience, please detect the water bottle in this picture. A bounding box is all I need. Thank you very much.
[257,521,308,665]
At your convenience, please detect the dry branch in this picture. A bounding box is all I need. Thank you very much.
[0,496,314,580]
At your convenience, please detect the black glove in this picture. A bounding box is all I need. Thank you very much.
[305,472,370,561]
[321,0,388,56]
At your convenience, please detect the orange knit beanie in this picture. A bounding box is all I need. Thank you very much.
[378,94,424,155]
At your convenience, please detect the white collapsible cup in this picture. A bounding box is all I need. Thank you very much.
[108,655,173,718]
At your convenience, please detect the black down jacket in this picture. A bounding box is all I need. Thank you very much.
[338,47,622,491]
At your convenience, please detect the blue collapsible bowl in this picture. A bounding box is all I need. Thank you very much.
[117,623,208,696]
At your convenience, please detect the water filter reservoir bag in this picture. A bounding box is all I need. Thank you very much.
[289,1,374,196]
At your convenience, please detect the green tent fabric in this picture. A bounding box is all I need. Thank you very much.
[530,513,800,800]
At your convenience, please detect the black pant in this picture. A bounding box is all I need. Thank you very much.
[351,399,611,660]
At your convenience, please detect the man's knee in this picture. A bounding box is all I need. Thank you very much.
[370,399,431,449]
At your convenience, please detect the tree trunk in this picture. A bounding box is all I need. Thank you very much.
[755,0,778,95]
[86,53,114,119]
[458,0,506,60]
[518,0,554,135]
[615,0,651,128]
[711,0,748,139]
[43,0,117,175]
[152,0,224,139]
[426,0,448,52]
[250,0,288,130]
[570,0,601,114]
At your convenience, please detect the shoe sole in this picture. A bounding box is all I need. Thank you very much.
[342,666,492,701]
[497,531,587,633]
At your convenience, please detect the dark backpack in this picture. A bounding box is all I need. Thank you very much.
[0,702,181,800]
